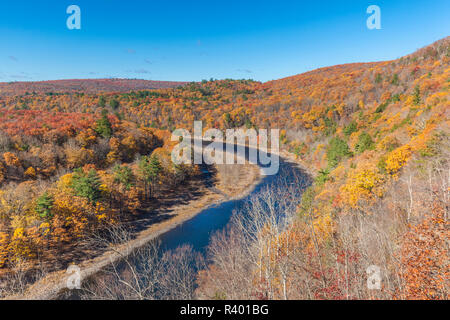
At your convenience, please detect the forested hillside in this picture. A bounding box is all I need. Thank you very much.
[196,37,449,300]
[0,79,186,96]
[0,107,199,295]
[0,37,448,299]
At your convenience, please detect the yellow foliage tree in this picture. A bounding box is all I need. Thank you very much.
[385,145,412,175]
[340,163,384,208]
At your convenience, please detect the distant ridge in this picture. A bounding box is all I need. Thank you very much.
[0,78,187,95]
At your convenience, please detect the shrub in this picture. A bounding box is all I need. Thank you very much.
[298,186,316,217]
[341,166,384,207]
[323,117,337,136]
[326,137,352,168]
[355,132,374,153]
[375,101,389,113]
[391,73,399,85]
[375,73,382,84]
[315,168,330,185]
[110,98,120,110]
[385,145,412,175]
[413,85,421,105]
[343,121,357,137]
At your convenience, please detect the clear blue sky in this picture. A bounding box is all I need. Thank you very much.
[0,0,448,82]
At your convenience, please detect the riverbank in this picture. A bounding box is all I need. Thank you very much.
[6,162,261,300]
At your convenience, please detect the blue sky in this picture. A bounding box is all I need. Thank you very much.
[0,0,448,82]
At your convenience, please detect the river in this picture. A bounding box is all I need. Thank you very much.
[158,159,307,254]
[64,141,310,299]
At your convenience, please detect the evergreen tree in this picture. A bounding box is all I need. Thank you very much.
[327,137,352,168]
[138,155,162,198]
[70,168,102,204]
[355,132,375,154]
[343,121,358,136]
[110,98,120,110]
[95,109,112,138]
[113,164,135,190]
[413,85,421,105]
[35,192,54,220]
[375,73,382,84]
[391,73,399,85]
[98,95,106,108]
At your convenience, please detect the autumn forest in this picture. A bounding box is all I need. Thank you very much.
[0,37,449,300]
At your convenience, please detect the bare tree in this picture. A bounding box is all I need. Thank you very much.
[81,224,203,300]
[197,166,308,299]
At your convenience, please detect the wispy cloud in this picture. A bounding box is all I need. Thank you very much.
[144,59,152,64]
[8,56,18,62]
[125,49,136,54]
[126,69,151,74]
[134,68,151,74]
[9,72,32,80]
[236,69,253,74]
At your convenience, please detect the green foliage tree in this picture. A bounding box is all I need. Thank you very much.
[98,96,106,108]
[245,118,253,129]
[113,164,135,190]
[138,155,162,198]
[95,109,113,138]
[377,156,388,174]
[413,85,421,105]
[224,113,233,128]
[35,192,54,220]
[323,117,337,136]
[391,93,401,103]
[327,137,352,168]
[70,168,102,204]
[391,73,399,85]
[343,121,358,136]
[375,73,382,84]
[315,168,330,186]
[298,186,316,218]
[355,132,375,153]
[375,101,389,113]
[110,98,120,110]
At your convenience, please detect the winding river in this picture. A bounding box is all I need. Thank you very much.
[158,158,307,254]
[157,140,309,254]
[65,141,310,299]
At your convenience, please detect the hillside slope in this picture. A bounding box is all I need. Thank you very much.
[196,37,449,300]
[0,37,448,299]
[0,78,186,96]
